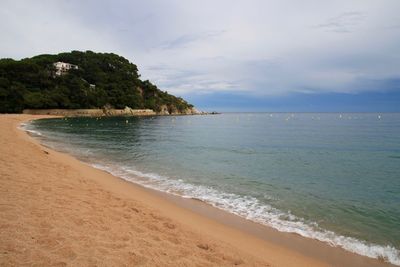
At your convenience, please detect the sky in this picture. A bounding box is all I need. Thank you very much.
[1,0,400,112]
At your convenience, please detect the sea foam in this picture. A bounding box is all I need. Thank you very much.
[19,122,43,136]
[91,163,400,266]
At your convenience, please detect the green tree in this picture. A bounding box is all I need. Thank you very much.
[0,51,193,113]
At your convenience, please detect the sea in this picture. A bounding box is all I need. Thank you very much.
[22,113,400,265]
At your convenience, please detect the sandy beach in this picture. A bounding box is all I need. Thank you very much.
[0,115,394,266]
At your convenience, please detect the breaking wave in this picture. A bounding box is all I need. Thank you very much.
[92,163,400,266]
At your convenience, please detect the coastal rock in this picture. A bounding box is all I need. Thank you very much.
[22,108,156,117]
[123,106,134,115]
[185,107,200,115]
[22,107,213,117]
[158,105,170,115]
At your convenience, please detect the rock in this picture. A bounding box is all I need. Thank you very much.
[158,105,169,115]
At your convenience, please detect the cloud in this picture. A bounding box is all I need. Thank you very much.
[144,64,238,95]
[383,24,400,30]
[314,11,366,33]
[1,0,400,102]
[158,30,226,50]
[0,0,118,59]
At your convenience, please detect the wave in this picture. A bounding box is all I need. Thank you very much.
[19,122,43,136]
[91,163,400,266]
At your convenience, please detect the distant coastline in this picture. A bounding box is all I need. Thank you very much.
[22,107,217,117]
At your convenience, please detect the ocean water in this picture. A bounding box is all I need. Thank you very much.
[23,113,400,265]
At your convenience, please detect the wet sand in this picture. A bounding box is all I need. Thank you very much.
[0,115,394,266]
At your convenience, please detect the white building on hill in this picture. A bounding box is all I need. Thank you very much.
[53,62,78,76]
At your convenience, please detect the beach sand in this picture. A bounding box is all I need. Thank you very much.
[0,115,393,266]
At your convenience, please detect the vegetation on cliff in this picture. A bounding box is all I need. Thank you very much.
[0,51,193,113]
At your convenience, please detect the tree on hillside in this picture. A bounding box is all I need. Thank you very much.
[0,51,193,113]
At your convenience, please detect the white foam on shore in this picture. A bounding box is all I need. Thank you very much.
[91,163,400,266]
[19,122,43,136]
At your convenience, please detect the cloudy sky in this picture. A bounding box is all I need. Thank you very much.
[1,0,400,111]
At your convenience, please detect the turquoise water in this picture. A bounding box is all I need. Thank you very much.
[24,113,400,264]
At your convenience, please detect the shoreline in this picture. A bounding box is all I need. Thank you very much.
[1,114,395,266]
[22,108,216,117]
